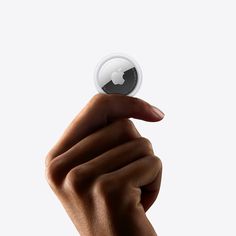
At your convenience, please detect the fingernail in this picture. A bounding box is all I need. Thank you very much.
[151,106,165,119]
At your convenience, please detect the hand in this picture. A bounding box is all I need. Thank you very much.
[45,94,164,236]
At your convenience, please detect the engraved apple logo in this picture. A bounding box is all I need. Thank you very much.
[111,68,125,85]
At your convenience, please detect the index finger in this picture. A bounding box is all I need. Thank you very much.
[47,94,164,159]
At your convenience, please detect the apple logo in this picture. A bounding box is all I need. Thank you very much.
[111,68,125,85]
[102,66,138,95]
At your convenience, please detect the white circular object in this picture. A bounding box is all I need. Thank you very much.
[94,53,142,96]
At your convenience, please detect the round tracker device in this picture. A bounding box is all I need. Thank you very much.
[94,53,142,96]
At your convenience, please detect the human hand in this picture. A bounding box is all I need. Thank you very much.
[45,94,164,236]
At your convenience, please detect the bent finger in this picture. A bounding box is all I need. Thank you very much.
[48,94,164,159]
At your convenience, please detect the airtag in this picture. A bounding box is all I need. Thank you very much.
[94,53,142,96]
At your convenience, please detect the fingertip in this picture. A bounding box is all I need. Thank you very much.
[150,105,165,121]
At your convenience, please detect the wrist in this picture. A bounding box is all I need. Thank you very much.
[101,203,157,236]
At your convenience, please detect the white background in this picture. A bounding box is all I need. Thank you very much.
[0,0,235,235]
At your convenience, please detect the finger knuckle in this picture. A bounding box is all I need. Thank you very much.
[137,137,154,154]
[45,159,62,187]
[93,175,121,198]
[117,119,137,139]
[45,151,54,167]
[149,155,162,171]
[93,175,135,209]
[121,118,134,128]
[64,165,92,193]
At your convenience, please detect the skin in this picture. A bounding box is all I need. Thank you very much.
[45,94,165,236]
